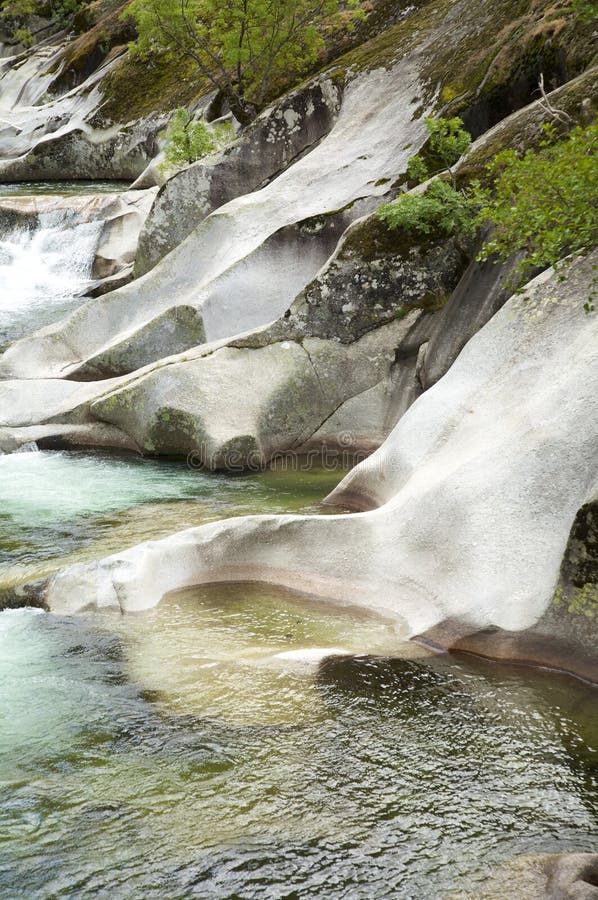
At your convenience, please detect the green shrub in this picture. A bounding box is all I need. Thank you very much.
[12,24,33,45]
[378,181,475,238]
[406,116,472,187]
[380,113,598,310]
[378,116,476,239]
[570,0,598,22]
[161,108,234,171]
[475,121,598,295]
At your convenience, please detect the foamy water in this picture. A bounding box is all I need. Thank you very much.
[0,215,101,343]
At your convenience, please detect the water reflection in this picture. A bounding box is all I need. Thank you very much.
[0,586,596,899]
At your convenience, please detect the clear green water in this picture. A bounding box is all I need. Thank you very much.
[0,451,596,898]
[0,181,131,196]
[0,449,343,584]
[0,597,596,899]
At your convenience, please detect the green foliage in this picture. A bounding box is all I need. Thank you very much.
[378,181,476,238]
[0,0,81,36]
[379,117,475,240]
[570,0,598,22]
[425,116,472,180]
[161,108,234,171]
[12,24,33,44]
[0,0,34,32]
[124,0,363,125]
[405,154,428,184]
[406,117,472,187]
[475,121,598,290]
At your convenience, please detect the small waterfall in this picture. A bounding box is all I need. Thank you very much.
[0,211,102,344]
[14,441,39,453]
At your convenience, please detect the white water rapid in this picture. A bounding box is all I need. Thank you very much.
[0,211,101,344]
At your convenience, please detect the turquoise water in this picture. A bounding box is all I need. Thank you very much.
[0,450,596,897]
[0,449,344,582]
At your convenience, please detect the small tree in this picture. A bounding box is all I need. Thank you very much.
[405,116,472,188]
[161,107,234,171]
[125,0,364,126]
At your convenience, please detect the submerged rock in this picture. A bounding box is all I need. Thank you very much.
[453,853,598,900]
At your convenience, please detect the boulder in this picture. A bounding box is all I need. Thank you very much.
[18,252,597,648]
[90,315,419,464]
[134,77,344,275]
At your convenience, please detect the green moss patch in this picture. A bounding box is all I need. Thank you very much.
[99,49,208,123]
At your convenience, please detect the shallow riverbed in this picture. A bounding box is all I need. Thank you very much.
[0,594,596,899]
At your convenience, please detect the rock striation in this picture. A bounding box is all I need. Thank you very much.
[17,254,595,657]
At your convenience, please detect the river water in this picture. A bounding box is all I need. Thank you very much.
[0,188,596,899]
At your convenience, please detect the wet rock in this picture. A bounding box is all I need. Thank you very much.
[561,497,598,592]
[547,854,598,899]
[0,189,156,283]
[453,853,598,900]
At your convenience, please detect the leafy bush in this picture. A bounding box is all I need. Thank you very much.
[378,116,475,239]
[475,121,598,289]
[406,116,472,187]
[161,108,234,171]
[379,113,598,310]
[378,181,475,238]
[12,24,33,44]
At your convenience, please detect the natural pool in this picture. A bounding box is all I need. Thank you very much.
[0,449,344,584]
[0,450,596,898]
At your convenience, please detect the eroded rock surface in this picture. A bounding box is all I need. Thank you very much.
[16,254,596,648]
[134,78,344,276]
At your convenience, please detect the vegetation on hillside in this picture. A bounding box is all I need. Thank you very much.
[476,121,598,288]
[379,112,598,307]
[0,0,81,45]
[123,0,364,125]
[160,108,234,171]
[378,117,474,238]
[571,0,598,22]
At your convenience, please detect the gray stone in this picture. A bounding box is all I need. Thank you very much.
[71,305,206,379]
[23,253,598,642]
[135,77,344,275]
